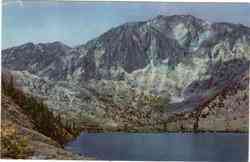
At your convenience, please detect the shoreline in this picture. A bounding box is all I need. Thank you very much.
[68,129,249,134]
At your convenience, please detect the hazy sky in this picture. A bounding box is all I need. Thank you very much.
[2,1,250,49]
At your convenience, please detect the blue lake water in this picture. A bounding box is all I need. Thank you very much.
[65,133,248,161]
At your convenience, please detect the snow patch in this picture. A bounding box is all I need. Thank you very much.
[173,23,188,46]
[170,96,185,103]
[190,30,211,51]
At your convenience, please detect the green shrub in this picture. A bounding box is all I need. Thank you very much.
[141,94,170,112]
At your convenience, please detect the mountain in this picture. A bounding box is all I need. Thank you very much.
[4,15,250,81]
[2,15,249,132]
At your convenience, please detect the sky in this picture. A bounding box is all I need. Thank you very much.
[2,1,250,49]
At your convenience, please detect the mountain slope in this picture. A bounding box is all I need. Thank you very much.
[1,73,87,159]
[1,95,86,159]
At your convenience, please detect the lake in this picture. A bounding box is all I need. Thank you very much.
[65,133,248,161]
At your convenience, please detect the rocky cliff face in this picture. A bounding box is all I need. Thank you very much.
[2,15,249,132]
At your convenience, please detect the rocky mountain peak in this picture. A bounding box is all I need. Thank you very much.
[2,41,79,81]
[19,42,36,49]
[154,14,204,22]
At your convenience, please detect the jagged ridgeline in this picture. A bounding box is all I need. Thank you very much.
[2,15,249,132]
